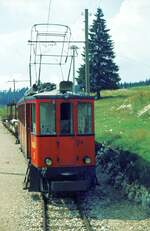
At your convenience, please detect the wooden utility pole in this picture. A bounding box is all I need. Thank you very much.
[70,45,78,93]
[8,79,29,119]
[85,9,90,94]
[8,79,29,103]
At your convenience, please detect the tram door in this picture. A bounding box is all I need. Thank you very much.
[59,103,76,165]
[26,104,32,158]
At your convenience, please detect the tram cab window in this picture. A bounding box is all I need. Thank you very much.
[78,103,92,134]
[31,104,36,133]
[40,103,56,135]
[60,103,73,134]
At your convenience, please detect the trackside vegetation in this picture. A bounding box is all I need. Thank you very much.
[0,106,7,119]
[95,86,150,163]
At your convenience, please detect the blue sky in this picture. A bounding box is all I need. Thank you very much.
[0,0,149,90]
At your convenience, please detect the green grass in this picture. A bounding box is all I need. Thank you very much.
[95,86,150,162]
[0,105,7,120]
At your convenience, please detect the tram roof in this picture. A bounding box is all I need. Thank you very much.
[17,90,94,104]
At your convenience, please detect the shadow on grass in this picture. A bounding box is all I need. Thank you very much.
[96,142,150,188]
[96,94,129,100]
[83,187,150,221]
[88,142,150,222]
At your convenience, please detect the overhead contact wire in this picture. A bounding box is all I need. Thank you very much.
[47,0,52,24]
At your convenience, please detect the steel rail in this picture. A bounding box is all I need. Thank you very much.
[42,194,49,231]
[74,194,94,231]
[50,193,94,231]
[41,193,94,231]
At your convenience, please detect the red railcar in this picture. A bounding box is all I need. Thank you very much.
[18,87,96,193]
[18,23,96,194]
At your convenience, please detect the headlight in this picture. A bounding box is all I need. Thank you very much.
[83,156,91,164]
[44,158,52,166]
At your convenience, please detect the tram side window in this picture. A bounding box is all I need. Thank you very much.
[78,103,92,134]
[40,103,56,135]
[18,105,25,125]
[31,104,36,133]
[60,103,73,134]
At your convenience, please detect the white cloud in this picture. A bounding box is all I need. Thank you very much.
[110,0,150,82]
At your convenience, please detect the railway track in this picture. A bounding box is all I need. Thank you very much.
[42,193,94,231]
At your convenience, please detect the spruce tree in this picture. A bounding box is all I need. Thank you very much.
[77,8,120,99]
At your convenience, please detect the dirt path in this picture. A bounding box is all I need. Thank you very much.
[0,122,27,231]
[0,122,43,231]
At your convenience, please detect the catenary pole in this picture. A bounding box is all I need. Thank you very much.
[85,9,90,94]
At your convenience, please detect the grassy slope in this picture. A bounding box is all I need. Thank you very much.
[95,86,150,162]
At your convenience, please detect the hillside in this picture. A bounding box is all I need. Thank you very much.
[95,86,150,162]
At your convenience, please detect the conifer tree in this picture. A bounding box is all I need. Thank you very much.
[77,8,120,99]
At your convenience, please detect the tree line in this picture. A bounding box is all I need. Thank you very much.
[120,79,150,88]
[0,88,27,105]
[0,80,149,106]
